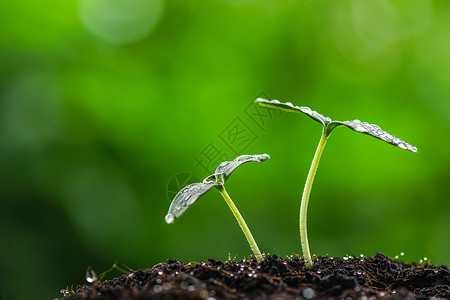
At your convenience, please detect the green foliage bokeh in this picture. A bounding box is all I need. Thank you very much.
[0,1,449,299]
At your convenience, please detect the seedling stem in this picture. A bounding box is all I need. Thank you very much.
[217,185,263,263]
[300,129,329,267]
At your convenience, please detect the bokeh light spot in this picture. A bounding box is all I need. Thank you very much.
[79,0,164,45]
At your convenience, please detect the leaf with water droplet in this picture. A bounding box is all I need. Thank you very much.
[214,154,270,182]
[255,98,332,127]
[165,154,270,224]
[255,98,417,152]
[165,181,221,223]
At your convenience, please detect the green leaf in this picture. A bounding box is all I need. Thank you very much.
[165,181,220,224]
[335,119,417,152]
[255,98,417,153]
[165,154,270,224]
[255,98,332,126]
[213,154,270,182]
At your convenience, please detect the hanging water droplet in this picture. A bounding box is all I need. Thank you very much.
[165,213,175,224]
[86,266,98,283]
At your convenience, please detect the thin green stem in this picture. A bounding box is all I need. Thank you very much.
[300,129,329,267]
[217,185,263,263]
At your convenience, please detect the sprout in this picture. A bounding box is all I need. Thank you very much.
[256,98,417,267]
[165,154,270,263]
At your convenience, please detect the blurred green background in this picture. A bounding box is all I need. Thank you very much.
[0,0,449,299]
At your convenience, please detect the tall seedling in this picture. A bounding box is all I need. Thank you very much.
[256,98,417,267]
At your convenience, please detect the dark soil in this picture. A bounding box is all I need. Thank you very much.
[59,253,449,299]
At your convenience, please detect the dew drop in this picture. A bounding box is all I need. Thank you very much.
[285,102,293,107]
[302,288,315,299]
[188,285,196,292]
[354,125,368,133]
[60,289,68,295]
[153,285,162,293]
[300,107,312,114]
[157,271,164,275]
[165,213,175,224]
[86,267,98,283]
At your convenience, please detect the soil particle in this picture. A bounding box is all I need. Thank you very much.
[59,252,450,299]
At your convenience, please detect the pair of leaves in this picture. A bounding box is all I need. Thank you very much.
[165,154,270,224]
[255,98,417,153]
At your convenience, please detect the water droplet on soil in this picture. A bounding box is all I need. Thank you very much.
[302,288,315,299]
[188,285,196,292]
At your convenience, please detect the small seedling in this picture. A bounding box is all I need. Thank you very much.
[255,98,417,267]
[85,262,133,287]
[165,154,270,263]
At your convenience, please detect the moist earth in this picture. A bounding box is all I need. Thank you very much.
[59,252,450,299]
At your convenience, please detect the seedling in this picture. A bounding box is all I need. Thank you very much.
[86,262,133,286]
[165,154,270,263]
[255,98,417,267]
